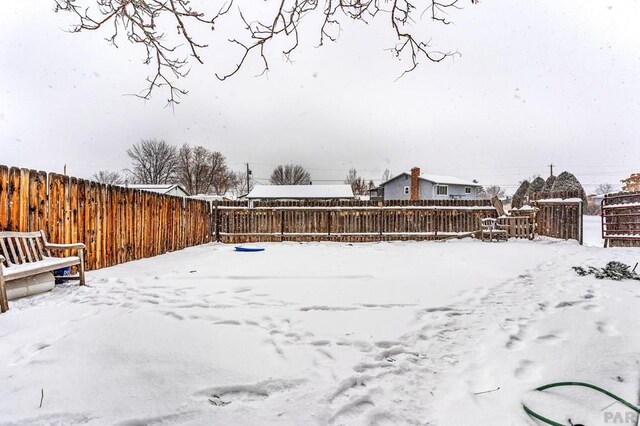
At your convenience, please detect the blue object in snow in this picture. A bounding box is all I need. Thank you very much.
[234,246,265,252]
[54,266,71,284]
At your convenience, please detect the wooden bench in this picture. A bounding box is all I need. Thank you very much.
[0,231,85,313]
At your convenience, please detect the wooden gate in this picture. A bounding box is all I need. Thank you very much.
[601,191,640,247]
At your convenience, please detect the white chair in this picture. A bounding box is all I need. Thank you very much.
[481,218,508,242]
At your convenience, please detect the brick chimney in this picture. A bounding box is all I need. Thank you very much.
[410,167,420,200]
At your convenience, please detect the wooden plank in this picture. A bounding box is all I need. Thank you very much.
[70,177,79,258]
[8,167,21,231]
[86,181,97,270]
[36,171,48,235]
[63,174,71,252]
[0,166,9,231]
[18,169,30,232]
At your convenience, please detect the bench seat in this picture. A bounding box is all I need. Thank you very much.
[2,256,81,281]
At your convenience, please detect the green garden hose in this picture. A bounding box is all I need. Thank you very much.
[522,381,640,425]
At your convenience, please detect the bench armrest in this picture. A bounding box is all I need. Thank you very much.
[45,242,86,250]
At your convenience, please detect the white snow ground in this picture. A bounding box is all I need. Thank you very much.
[1,226,639,425]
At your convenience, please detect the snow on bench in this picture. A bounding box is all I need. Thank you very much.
[0,230,86,313]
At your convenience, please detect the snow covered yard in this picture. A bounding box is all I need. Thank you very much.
[1,236,639,425]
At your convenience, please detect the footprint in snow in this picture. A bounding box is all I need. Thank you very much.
[596,321,620,336]
[514,359,541,381]
[197,378,306,405]
[534,332,566,345]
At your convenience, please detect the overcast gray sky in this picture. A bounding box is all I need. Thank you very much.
[1,1,639,193]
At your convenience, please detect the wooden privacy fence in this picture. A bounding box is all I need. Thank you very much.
[0,165,212,271]
[213,200,498,243]
[601,191,640,248]
[527,192,583,244]
[497,215,535,239]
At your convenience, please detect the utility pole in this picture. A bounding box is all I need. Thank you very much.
[548,163,554,177]
[63,164,67,175]
[246,163,252,194]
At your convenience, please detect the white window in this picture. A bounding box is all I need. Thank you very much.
[436,185,448,196]
[465,187,472,194]
[404,186,410,195]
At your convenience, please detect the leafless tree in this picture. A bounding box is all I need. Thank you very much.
[177,144,236,195]
[345,168,367,195]
[381,169,392,183]
[126,139,179,184]
[54,0,478,105]
[233,171,255,197]
[595,183,615,195]
[479,185,506,199]
[92,170,124,185]
[210,153,238,195]
[270,164,311,185]
[177,144,214,195]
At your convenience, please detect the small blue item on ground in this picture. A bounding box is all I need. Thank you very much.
[234,246,265,252]
[54,266,71,284]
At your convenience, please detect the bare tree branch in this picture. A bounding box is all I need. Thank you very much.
[55,0,477,103]
[126,138,179,184]
[270,164,311,185]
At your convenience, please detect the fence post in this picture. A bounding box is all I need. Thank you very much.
[378,204,383,242]
[578,200,583,245]
[280,210,284,242]
[213,201,219,242]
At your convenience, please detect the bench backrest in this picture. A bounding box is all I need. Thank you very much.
[481,218,497,230]
[0,231,49,268]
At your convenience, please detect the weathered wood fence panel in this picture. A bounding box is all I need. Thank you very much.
[601,191,640,248]
[216,200,498,243]
[531,199,583,244]
[0,165,212,271]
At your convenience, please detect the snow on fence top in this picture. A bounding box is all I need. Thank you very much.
[534,198,584,203]
[217,199,494,208]
[246,185,354,200]
[217,205,497,211]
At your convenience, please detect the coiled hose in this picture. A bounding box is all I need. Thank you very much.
[522,381,640,425]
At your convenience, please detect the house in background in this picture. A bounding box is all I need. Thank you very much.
[246,184,354,201]
[126,184,190,197]
[372,167,482,201]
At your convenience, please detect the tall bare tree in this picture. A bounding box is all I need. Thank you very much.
[54,0,478,105]
[177,144,213,195]
[233,171,255,197]
[209,152,237,195]
[270,164,311,185]
[479,185,506,199]
[177,144,236,195]
[345,168,368,195]
[595,183,615,195]
[92,170,124,185]
[381,169,392,183]
[126,139,179,184]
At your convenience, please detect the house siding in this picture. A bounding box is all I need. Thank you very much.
[383,175,413,200]
[382,174,480,201]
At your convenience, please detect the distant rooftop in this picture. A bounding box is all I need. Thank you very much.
[127,184,177,190]
[381,172,481,187]
[126,184,190,196]
[246,184,354,200]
